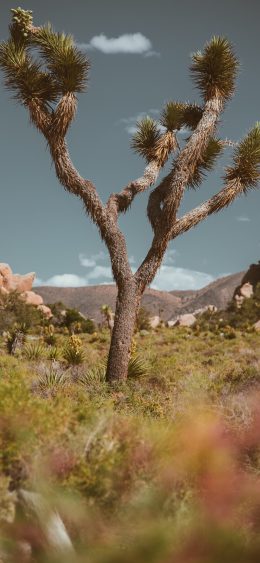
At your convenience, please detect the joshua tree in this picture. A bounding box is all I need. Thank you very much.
[1,8,260,381]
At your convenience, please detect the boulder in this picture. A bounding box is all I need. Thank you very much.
[240,282,253,299]
[12,272,35,293]
[21,291,43,307]
[149,315,160,329]
[254,320,260,332]
[37,304,53,319]
[175,313,196,327]
[0,263,12,279]
[0,286,9,296]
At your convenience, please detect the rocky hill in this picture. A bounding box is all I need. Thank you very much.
[35,269,248,323]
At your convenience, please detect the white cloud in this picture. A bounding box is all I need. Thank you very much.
[79,251,107,267]
[78,33,155,55]
[144,50,160,58]
[44,274,87,287]
[164,248,177,265]
[236,216,251,222]
[119,110,164,135]
[151,266,214,291]
[87,265,113,280]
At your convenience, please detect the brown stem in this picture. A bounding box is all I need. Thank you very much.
[106,280,140,382]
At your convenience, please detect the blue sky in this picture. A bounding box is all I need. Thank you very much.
[0,0,259,291]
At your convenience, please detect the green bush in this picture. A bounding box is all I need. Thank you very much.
[0,291,43,333]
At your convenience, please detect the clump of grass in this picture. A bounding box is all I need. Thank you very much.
[33,362,68,397]
[23,342,45,360]
[47,346,61,361]
[78,363,106,387]
[128,353,150,379]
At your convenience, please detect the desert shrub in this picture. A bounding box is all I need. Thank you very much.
[4,323,27,355]
[46,301,67,326]
[135,307,151,332]
[63,335,85,365]
[226,282,260,328]
[0,291,43,333]
[47,303,95,334]
[23,342,45,361]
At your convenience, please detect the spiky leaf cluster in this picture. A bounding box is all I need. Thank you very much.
[32,25,89,94]
[188,137,223,188]
[190,36,239,101]
[131,117,161,162]
[160,101,203,132]
[225,123,260,190]
[10,7,33,42]
[160,102,184,131]
[181,103,203,130]
[0,40,59,104]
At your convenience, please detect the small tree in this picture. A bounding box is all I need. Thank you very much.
[1,8,260,381]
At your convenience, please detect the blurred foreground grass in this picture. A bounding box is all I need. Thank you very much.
[1,327,260,561]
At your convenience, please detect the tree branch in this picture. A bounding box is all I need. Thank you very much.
[146,96,224,237]
[160,96,224,226]
[106,131,179,219]
[170,178,244,239]
[106,160,161,219]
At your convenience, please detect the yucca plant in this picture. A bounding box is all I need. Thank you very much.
[23,341,45,361]
[128,353,150,379]
[36,363,68,395]
[1,9,259,382]
[63,335,85,366]
[47,346,61,361]
[78,363,107,387]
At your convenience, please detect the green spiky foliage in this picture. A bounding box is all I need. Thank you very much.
[225,123,260,190]
[0,40,59,104]
[190,36,239,101]
[160,102,203,132]
[131,117,161,162]
[31,25,89,94]
[181,103,204,130]
[188,137,224,188]
[160,102,184,131]
[0,10,89,106]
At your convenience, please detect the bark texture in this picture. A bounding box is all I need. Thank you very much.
[106,281,140,382]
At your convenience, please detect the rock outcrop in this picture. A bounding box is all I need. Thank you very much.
[0,263,52,318]
[168,313,197,328]
[233,262,260,308]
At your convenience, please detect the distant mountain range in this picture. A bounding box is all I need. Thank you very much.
[35,270,246,323]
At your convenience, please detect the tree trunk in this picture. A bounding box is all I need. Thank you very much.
[106,281,140,382]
